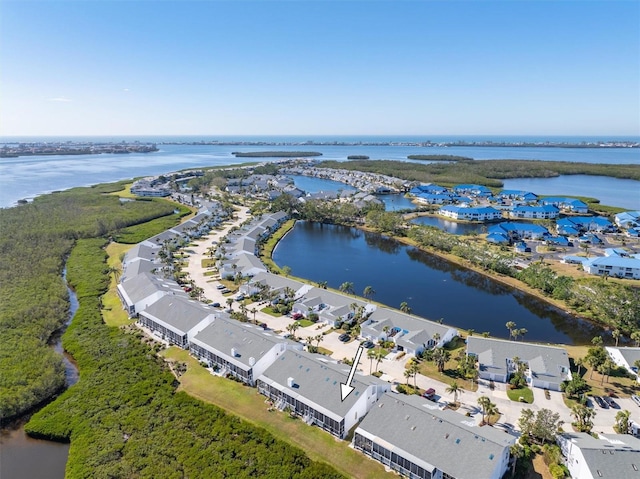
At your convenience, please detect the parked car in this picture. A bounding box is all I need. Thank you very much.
[593,396,608,408]
[235,294,245,301]
[211,302,221,308]
[605,397,620,409]
[221,288,231,294]
[338,333,351,342]
[422,388,436,399]
[216,284,225,290]
[632,395,640,407]
[361,340,375,349]
[292,313,303,320]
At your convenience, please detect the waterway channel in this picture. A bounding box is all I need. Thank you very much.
[0,270,79,479]
[273,221,605,345]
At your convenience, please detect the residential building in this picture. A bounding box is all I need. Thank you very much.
[583,253,640,280]
[291,288,373,328]
[508,205,559,219]
[605,346,640,382]
[438,205,502,222]
[353,393,515,479]
[361,308,457,356]
[452,184,492,197]
[540,197,589,214]
[486,222,549,242]
[466,337,571,391]
[557,216,615,235]
[615,211,640,229]
[190,318,303,385]
[256,350,390,439]
[137,295,215,348]
[117,271,187,317]
[558,432,640,479]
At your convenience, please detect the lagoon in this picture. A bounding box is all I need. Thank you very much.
[502,175,640,211]
[410,216,487,235]
[273,221,603,345]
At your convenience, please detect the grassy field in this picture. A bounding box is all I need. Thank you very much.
[507,386,535,404]
[161,347,392,479]
[102,242,135,327]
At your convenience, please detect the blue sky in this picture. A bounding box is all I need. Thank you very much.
[1,1,638,136]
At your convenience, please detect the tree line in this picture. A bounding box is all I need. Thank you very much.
[25,238,343,478]
[0,182,186,420]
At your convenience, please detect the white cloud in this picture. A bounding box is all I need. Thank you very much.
[123,88,130,92]
[47,97,72,102]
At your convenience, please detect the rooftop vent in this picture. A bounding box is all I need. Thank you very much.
[231,347,238,357]
[411,426,416,431]
[249,357,256,366]
[287,377,295,388]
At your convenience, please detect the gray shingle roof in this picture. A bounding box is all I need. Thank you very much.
[613,347,640,368]
[258,350,387,419]
[140,295,214,335]
[366,307,453,337]
[191,319,293,368]
[562,432,640,478]
[119,272,186,304]
[356,393,515,479]
[467,336,571,385]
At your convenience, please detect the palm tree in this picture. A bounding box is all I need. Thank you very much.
[514,328,528,341]
[286,322,300,340]
[614,410,631,434]
[432,333,441,346]
[478,396,491,425]
[367,348,376,374]
[282,265,292,277]
[226,297,234,311]
[446,381,465,405]
[399,302,412,314]
[314,334,324,350]
[485,402,500,426]
[612,329,621,347]
[318,281,328,289]
[575,357,584,377]
[630,330,640,347]
[107,265,121,283]
[432,347,450,373]
[571,404,595,433]
[374,348,385,373]
[403,369,412,386]
[505,321,517,340]
[251,307,258,324]
[363,285,375,299]
[408,361,420,389]
[339,281,354,295]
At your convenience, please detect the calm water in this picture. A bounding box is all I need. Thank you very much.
[287,175,357,193]
[273,221,603,345]
[503,175,640,211]
[410,216,487,235]
[377,194,418,211]
[0,271,80,479]
[1,135,638,207]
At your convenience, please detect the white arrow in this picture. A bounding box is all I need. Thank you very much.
[340,345,364,402]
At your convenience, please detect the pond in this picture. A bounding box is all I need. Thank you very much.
[273,221,604,345]
[410,215,487,235]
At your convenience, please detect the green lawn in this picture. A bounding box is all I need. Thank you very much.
[507,386,534,404]
[161,347,392,479]
[101,242,135,327]
[296,319,315,328]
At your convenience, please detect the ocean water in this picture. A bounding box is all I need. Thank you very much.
[1,136,638,208]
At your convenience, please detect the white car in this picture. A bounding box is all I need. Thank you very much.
[632,395,640,407]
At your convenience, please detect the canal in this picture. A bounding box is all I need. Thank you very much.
[273,221,604,345]
[0,270,79,479]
